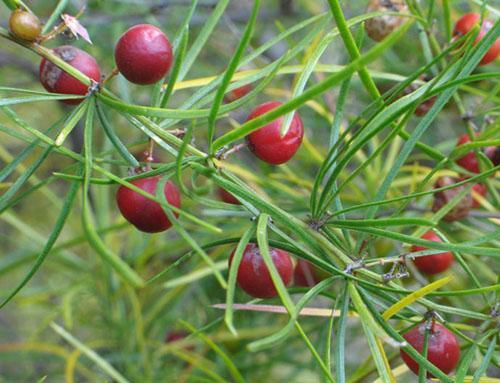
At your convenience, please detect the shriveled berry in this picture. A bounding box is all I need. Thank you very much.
[294,259,325,287]
[218,188,240,205]
[365,0,408,42]
[245,101,304,165]
[453,13,500,66]
[39,46,101,105]
[229,243,293,298]
[115,24,173,85]
[116,176,181,233]
[410,231,453,275]
[9,9,41,42]
[432,176,472,221]
[401,322,460,377]
[224,83,253,103]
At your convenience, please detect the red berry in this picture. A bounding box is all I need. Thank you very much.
[115,24,173,85]
[116,176,181,233]
[218,187,240,205]
[39,46,101,105]
[224,83,253,103]
[9,9,41,42]
[294,259,325,287]
[471,183,488,208]
[165,330,188,343]
[245,101,304,165]
[432,176,473,222]
[401,322,460,377]
[229,243,293,298]
[410,231,453,275]
[453,13,500,66]
[456,134,480,173]
[453,13,481,37]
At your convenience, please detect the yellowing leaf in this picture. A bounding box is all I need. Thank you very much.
[382,276,451,320]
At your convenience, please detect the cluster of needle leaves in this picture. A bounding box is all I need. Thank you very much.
[0,0,498,382]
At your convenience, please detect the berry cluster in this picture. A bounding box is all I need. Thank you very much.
[5,5,498,380]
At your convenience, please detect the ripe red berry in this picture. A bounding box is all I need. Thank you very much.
[218,187,240,205]
[453,13,500,66]
[116,176,181,233]
[224,83,253,103]
[293,259,321,287]
[365,0,408,42]
[9,9,41,42]
[245,101,304,165]
[432,176,473,222]
[115,24,173,85]
[39,46,101,105]
[410,231,453,275]
[471,183,488,208]
[229,243,293,298]
[455,134,479,173]
[401,322,460,377]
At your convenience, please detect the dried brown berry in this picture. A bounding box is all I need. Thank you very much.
[432,176,472,222]
[9,9,42,42]
[365,0,408,42]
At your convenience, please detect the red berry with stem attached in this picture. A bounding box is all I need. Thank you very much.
[224,83,253,103]
[245,101,304,165]
[9,9,42,42]
[115,24,173,85]
[453,13,500,66]
[116,176,181,233]
[401,322,460,377]
[229,243,293,298]
[218,187,240,205]
[39,46,101,105]
[410,231,454,275]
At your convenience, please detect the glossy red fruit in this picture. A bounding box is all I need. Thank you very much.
[116,176,181,233]
[224,83,253,103]
[40,46,101,105]
[245,101,304,165]
[410,231,453,275]
[401,322,460,377]
[456,134,479,173]
[115,24,173,85]
[9,9,41,41]
[432,176,473,222]
[294,259,323,287]
[453,13,500,66]
[229,243,293,298]
[218,188,240,205]
[471,183,488,208]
